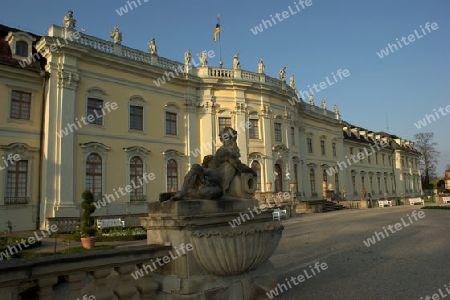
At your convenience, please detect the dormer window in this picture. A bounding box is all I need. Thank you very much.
[15,41,28,57]
[5,31,35,60]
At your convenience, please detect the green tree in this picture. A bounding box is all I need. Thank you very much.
[414,132,440,189]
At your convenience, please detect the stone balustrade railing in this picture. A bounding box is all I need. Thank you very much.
[209,68,234,78]
[48,27,294,93]
[47,217,81,233]
[76,34,114,54]
[0,244,170,300]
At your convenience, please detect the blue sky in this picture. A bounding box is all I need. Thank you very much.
[1,0,449,175]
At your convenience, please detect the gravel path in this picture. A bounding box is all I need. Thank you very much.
[269,206,450,300]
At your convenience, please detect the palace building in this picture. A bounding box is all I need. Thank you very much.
[0,12,421,231]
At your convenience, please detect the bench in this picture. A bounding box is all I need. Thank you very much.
[378,200,392,207]
[97,218,125,230]
[272,211,281,221]
[272,208,287,221]
[408,198,424,205]
[442,197,450,204]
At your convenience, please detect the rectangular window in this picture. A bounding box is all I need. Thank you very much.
[332,142,337,157]
[274,122,282,142]
[368,154,371,164]
[384,177,388,193]
[359,149,363,163]
[249,119,259,139]
[87,98,103,125]
[361,176,365,189]
[130,105,143,131]
[375,153,379,165]
[291,127,295,145]
[377,177,381,194]
[218,117,232,132]
[5,160,29,204]
[321,141,326,156]
[350,147,354,156]
[307,138,313,153]
[389,155,392,166]
[382,154,385,165]
[15,41,28,57]
[10,90,31,120]
[165,112,177,135]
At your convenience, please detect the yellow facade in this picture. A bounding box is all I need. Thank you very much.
[0,23,421,230]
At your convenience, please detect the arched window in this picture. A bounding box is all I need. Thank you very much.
[86,153,102,199]
[310,168,316,194]
[15,41,28,57]
[130,156,144,201]
[274,164,282,192]
[251,161,261,191]
[167,159,178,192]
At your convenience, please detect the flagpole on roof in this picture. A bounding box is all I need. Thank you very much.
[218,13,223,68]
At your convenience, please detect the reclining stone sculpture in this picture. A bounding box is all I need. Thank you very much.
[159,127,257,202]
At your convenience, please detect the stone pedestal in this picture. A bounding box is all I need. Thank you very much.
[140,198,283,299]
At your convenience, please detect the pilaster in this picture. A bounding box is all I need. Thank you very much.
[198,92,216,160]
[233,102,248,163]
[184,93,198,169]
[259,103,273,192]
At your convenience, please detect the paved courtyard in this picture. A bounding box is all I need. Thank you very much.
[270,206,450,300]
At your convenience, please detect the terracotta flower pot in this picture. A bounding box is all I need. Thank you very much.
[80,237,96,249]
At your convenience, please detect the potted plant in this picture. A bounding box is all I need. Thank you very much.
[80,190,97,249]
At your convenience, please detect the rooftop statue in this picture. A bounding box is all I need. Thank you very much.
[148,38,157,55]
[258,59,265,74]
[233,53,241,70]
[110,26,122,44]
[63,10,76,30]
[279,66,286,81]
[200,50,208,67]
[184,49,191,65]
[160,127,257,201]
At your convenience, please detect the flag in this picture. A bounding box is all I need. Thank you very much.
[213,24,220,42]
